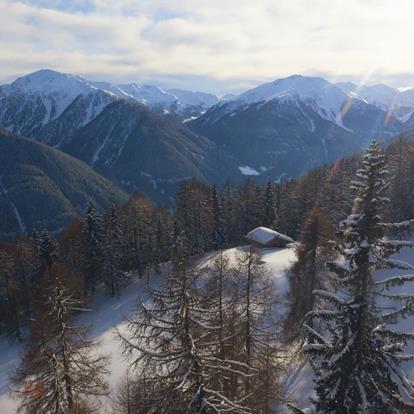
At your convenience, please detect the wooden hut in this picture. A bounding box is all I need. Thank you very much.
[244,226,294,248]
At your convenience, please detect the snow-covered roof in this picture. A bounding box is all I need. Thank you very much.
[245,227,294,245]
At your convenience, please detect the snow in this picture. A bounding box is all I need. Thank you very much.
[4,237,414,413]
[232,75,350,126]
[245,226,294,245]
[336,81,414,117]
[116,83,178,106]
[0,245,296,413]
[238,165,260,176]
[167,88,219,108]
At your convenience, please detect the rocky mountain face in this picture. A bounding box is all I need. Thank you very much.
[2,69,414,207]
[0,70,115,144]
[189,75,406,180]
[0,69,221,145]
[0,128,128,240]
[335,81,414,124]
[61,100,241,203]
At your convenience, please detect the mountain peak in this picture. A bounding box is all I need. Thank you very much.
[233,74,347,124]
[9,68,96,96]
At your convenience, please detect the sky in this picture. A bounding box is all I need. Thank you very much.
[1,0,414,94]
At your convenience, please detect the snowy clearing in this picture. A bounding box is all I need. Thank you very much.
[0,245,295,413]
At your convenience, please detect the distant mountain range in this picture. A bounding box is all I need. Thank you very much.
[188,75,410,178]
[0,128,127,239]
[2,69,414,215]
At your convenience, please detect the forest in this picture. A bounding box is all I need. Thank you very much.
[2,136,414,413]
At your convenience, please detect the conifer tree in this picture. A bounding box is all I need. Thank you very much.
[0,250,23,340]
[102,205,127,296]
[80,202,103,296]
[36,228,59,272]
[284,207,334,342]
[304,141,414,413]
[13,263,109,413]
[211,185,226,249]
[262,178,276,228]
[234,248,282,409]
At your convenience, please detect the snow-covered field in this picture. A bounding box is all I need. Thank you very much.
[2,241,413,413]
[0,246,295,413]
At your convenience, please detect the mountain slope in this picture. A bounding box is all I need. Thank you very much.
[189,75,404,180]
[62,100,241,202]
[0,69,115,144]
[0,129,128,239]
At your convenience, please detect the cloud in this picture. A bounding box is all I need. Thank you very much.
[1,0,414,92]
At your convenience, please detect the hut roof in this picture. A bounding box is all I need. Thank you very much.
[245,227,294,245]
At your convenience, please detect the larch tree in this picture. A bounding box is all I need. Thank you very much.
[234,248,283,411]
[13,263,109,414]
[304,141,414,413]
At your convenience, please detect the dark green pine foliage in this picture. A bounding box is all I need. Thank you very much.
[304,141,414,413]
[80,202,103,296]
[170,220,189,270]
[36,229,59,271]
[262,178,276,228]
[102,205,127,296]
[211,185,226,249]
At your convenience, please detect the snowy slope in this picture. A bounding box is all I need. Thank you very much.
[167,88,219,109]
[336,81,414,122]
[0,245,296,413]
[1,69,99,122]
[233,75,352,126]
[115,84,220,117]
[0,70,116,141]
[116,83,177,106]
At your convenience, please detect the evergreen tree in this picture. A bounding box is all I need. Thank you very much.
[36,228,59,272]
[0,250,23,340]
[211,185,226,249]
[284,207,334,342]
[304,141,414,413]
[262,178,276,228]
[102,205,127,296]
[80,202,103,296]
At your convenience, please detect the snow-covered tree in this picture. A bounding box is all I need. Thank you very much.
[304,141,414,413]
[13,263,109,413]
[119,246,257,413]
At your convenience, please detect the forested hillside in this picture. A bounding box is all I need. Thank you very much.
[2,136,414,412]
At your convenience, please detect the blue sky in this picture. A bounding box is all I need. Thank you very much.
[1,0,414,93]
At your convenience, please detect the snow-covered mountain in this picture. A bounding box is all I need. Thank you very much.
[0,69,221,141]
[115,83,220,120]
[336,81,414,122]
[188,74,405,181]
[234,75,351,127]
[0,69,116,142]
